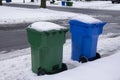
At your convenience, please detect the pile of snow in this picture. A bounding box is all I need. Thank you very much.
[71,14,102,24]
[28,22,67,31]
[0,33,120,80]
[0,6,78,24]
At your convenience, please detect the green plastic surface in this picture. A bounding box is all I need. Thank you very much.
[26,27,68,74]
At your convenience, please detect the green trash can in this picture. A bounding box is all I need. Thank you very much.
[26,22,68,75]
[66,1,73,6]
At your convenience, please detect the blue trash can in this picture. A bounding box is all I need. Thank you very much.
[6,0,11,2]
[61,1,66,6]
[69,15,106,62]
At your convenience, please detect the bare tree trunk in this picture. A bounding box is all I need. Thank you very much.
[40,0,46,8]
[23,0,25,3]
[31,0,34,2]
[0,0,2,6]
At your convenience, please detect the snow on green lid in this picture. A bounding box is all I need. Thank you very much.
[28,22,67,31]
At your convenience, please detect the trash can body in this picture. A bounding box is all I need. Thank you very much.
[69,18,106,61]
[61,1,66,6]
[66,1,73,6]
[26,22,68,74]
[6,0,11,2]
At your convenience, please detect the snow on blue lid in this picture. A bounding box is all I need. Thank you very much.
[72,14,102,24]
[28,22,67,31]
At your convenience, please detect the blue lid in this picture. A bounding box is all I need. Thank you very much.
[69,15,106,27]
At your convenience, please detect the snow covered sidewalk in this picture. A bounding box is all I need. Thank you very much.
[0,34,120,80]
[7,0,120,11]
[0,6,78,24]
[1,0,120,25]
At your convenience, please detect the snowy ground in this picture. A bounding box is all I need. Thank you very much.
[0,33,120,80]
[1,0,120,24]
[0,6,78,24]
[0,0,120,80]
[8,0,120,11]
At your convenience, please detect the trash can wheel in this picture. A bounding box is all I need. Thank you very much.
[112,1,114,3]
[89,52,101,61]
[61,63,67,71]
[37,67,46,76]
[96,52,101,59]
[53,63,67,73]
[80,56,88,63]
[51,63,67,74]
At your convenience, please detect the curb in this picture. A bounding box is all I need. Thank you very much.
[0,22,31,30]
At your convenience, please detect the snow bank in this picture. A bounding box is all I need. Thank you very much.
[98,34,120,57]
[13,0,120,11]
[47,1,120,11]
[0,35,120,80]
[1,1,120,25]
[0,6,78,24]
[40,51,120,80]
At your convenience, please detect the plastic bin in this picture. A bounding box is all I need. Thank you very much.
[26,22,68,75]
[61,1,66,6]
[6,0,11,2]
[66,1,73,6]
[69,15,106,62]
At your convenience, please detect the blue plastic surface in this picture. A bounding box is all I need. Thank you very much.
[61,1,65,6]
[6,0,11,2]
[69,19,106,61]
